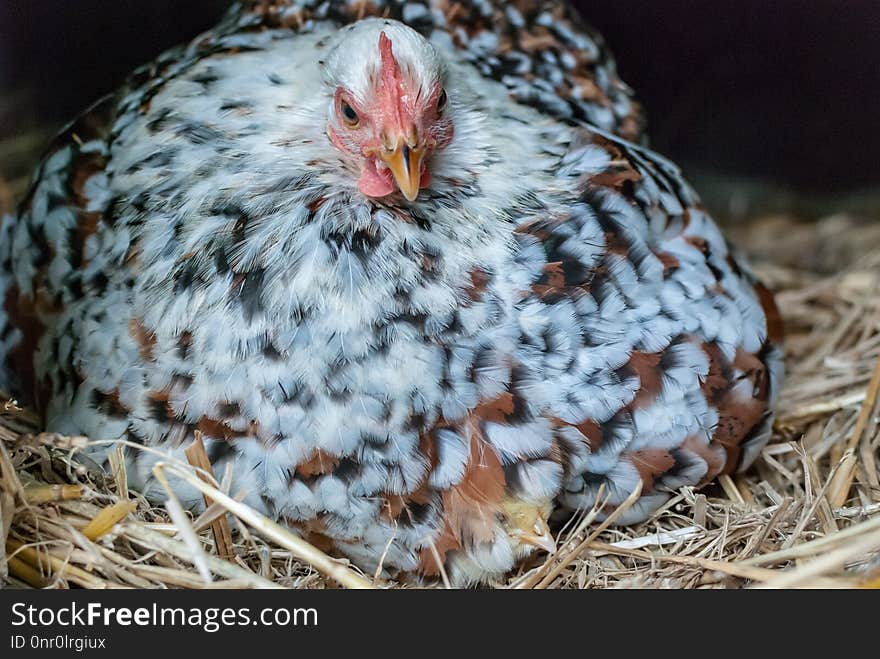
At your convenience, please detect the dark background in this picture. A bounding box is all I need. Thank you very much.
[1,0,878,207]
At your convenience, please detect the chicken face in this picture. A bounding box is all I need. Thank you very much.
[323,21,454,201]
[501,498,557,558]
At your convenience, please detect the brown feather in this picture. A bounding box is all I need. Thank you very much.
[419,422,506,575]
[655,250,680,274]
[128,318,156,362]
[700,342,731,405]
[681,435,727,485]
[625,351,663,409]
[629,448,676,490]
[754,282,785,344]
[2,286,53,412]
[548,415,603,451]
[465,267,491,301]
[296,450,341,478]
[713,349,772,472]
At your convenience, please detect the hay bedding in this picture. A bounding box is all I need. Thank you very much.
[1,127,880,590]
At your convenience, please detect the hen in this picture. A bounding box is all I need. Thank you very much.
[0,0,782,585]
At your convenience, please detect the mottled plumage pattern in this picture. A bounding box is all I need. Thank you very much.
[244,0,646,141]
[0,1,781,585]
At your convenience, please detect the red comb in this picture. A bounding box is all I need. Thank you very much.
[378,32,404,129]
[379,32,401,91]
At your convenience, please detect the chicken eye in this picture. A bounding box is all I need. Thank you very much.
[340,101,359,127]
[436,88,447,114]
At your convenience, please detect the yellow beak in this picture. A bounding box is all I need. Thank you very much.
[378,138,424,202]
[517,518,557,555]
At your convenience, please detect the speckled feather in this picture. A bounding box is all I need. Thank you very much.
[0,1,781,585]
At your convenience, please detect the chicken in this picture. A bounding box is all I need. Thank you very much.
[0,1,782,586]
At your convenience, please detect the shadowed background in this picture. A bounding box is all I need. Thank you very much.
[1,0,878,215]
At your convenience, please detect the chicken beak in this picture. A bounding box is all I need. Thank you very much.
[378,139,424,202]
[517,518,558,555]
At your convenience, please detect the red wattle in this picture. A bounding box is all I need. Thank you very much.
[358,158,395,198]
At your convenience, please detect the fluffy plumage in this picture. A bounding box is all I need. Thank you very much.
[0,1,782,586]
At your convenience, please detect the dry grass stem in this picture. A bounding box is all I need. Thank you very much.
[153,462,375,589]
[184,433,235,560]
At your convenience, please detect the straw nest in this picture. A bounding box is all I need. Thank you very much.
[2,132,880,589]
